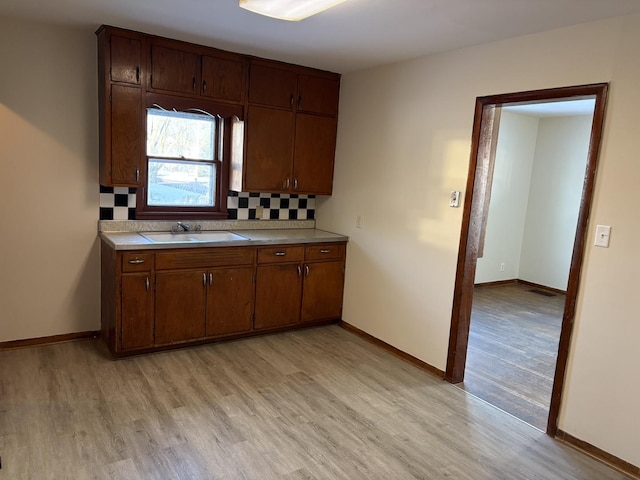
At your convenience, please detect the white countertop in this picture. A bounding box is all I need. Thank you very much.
[100,228,348,250]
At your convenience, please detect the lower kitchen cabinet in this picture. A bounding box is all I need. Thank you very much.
[301,260,345,323]
[206,266,254,336]
[121,273,154,350]
[254,263,303,330]
[100,240,346,357]
[155,270,207,345]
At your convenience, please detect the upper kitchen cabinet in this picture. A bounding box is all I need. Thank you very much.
[149,40,247,103]
[97,26,145,187]
[233,60,340,195]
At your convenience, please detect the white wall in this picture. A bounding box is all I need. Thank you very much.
[519,115,593,290]
[475,111,537,283]
[317,14,640,467]
[475,113,593,289]
[0,17,100,341]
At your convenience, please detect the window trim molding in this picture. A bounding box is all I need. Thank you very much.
[135,92,243,220]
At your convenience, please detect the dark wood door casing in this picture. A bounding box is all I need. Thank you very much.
[445,83,609,437]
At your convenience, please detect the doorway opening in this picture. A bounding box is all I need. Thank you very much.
[445,84,609,436]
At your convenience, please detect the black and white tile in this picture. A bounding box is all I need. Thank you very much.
[99,186,136,220]
[99,187,316,221]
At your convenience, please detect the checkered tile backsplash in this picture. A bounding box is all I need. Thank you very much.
[99,186,315,221]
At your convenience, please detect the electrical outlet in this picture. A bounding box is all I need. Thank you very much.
[356,215,363,229]
[500,263,505,272]
[255,205,264,219]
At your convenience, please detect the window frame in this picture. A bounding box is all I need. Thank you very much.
[136,93,243,220]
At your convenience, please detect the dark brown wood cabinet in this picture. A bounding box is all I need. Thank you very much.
[121,273,154,350]
[206,266,254,336]
[301,244,346,323]
[98,25,339,194]
[150,45,199,95]
[234,61,340,194]
[149,43,247,103]
[155,270,207,345]
[101,239,345,357]
[97,27,144,187]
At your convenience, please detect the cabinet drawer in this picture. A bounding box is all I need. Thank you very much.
[122,252,154,272]
[305,243,345,262]
[257,246,304,264]
[156,247,255,270]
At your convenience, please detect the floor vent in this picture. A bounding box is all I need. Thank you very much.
[529,289,556,297]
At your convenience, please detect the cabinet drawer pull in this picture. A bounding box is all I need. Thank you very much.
[275,252,286,257]
[128,259,145,264]
[320,249,331,254]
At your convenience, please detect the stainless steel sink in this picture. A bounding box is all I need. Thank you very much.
[140,231,248,243]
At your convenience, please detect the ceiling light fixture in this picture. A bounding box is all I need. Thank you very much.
[239,0,348,21]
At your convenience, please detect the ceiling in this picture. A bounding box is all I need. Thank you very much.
[2,0,640,73]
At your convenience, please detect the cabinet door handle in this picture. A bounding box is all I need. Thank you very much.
[297,265,302,278]
[293,178,298,190]
[136,168,140,182]
[285,177,290,189]
[203,80,207,93]
[275,252,286,257]
[136,66,140,83]
[209,272,213,286]
[289,94,294,106]
[305,265,310,277]
[297,95,302,110]
[320,249,331,254]
[203,273,207,286]
[145,276,150,292]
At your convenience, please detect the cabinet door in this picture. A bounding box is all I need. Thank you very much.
[150,45,199,94]
[110,35,141,85]
[206,267,254,336]
[297,75,340,116]
[254,264,302,330]
[292,113,337,194]
[201,55,246,103]
[248,64,297,108]
[301,261,345,323]
[121,274,154,350]
[110,84,142,186]
[244,106,294,192]
[155,270,206,344]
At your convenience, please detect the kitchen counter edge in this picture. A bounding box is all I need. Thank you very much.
[100,229,349,251]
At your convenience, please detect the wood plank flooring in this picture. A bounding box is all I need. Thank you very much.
[0,325,628,480]
[461,283,564,430]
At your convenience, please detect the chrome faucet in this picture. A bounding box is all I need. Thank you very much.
[172,222,190,232]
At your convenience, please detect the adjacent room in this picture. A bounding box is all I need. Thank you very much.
[1,1,639,478]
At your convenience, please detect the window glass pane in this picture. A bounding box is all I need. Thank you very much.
[147,109,215,160]
[148,158,216,207]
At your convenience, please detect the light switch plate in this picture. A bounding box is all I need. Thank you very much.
[594,225,611,248]
[450,191,461,208]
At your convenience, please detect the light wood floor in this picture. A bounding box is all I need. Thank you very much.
[0,325,627,480]
[462,283,564,430]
